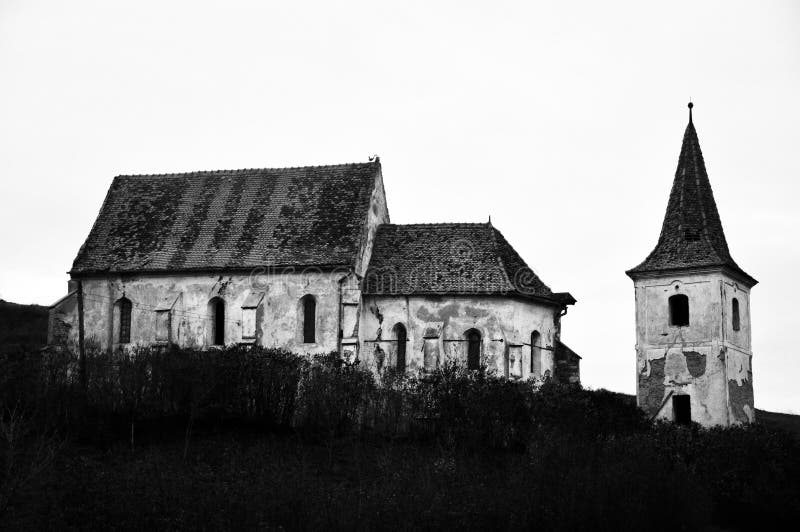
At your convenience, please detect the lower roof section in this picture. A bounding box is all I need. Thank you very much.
[362,223,573,306]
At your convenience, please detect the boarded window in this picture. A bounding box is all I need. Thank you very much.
[302,295,316,343]
[466,329,481,370]
[394,323,407,372]
[669,294,689,326]
[242,308,256,340]
[155,310,170,342]
[242,292,265,340]
[673,395,691,425]
[732,298,740,331]
[422,323,441,370]
[209,297,225,346]
[530,331,542,375]
[118,297,132,344]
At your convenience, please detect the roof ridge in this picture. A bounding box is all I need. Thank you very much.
[115,160,379,179]
[379,222,492,228]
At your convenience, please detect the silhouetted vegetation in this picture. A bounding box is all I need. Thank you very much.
[0,300,48,351]
[0,342,798,530]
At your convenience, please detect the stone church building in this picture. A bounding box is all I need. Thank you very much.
[49,158,580,382]
[627,105,756,426]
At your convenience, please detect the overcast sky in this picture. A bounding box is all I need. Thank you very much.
[1,0,798,413]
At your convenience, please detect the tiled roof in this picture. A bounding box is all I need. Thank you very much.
[363,223,558,300]
[71,161,381,274]
[627,117,756,285]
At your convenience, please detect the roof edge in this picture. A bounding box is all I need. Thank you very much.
[625,264,758,288]
[69,263,356,278]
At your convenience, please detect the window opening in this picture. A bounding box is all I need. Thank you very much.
[669,294,689,326]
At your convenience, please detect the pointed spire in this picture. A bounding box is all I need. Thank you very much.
[627,105,756,286]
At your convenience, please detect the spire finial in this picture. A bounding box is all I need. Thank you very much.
[688,101,694,123]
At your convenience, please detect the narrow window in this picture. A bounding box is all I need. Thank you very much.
[118,297,132,344]
[302,295,316,343]
[466,329,481,370]
[209,297,225,345]
[673,395,691,425]
[732,298,740,332]
[394,323,407,372]
[530,331,541,375]
[669,294,689,327]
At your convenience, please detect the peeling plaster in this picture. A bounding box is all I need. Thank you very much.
[374,344,386,372]
[726,349,752,386]
[464,306,490,318]
[684,351,706,378]
[639,358,666,417]
[633,272,755,427]
[416,302,461,322]
[729,375,755,423]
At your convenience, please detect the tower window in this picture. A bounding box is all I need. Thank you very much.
[673,395,691,425]
[684,229,701,242]
[732,298,741,331]
[669,294,689,327]
[301,295,316,343]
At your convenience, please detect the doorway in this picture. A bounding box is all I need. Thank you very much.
[673,395,691,425]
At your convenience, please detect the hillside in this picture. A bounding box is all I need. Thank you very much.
[0,299,48,350]
[756,408,800,438]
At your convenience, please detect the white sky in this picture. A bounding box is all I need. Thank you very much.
[1,0,798,413]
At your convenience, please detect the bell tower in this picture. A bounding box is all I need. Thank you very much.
[626,103,757,427]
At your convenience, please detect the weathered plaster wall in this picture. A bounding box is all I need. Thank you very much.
[359,295,558,378]
[48,285,78,346]
[353,170,390,277]
[51,271,348,353]
[633,272,754,426]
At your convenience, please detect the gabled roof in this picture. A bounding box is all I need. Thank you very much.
[627,111,756,286]
[363,223,567,303]
[70,161,382,274]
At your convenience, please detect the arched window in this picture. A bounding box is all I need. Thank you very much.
[530,331,541,375]
[209,297,225,346]
[732,298,740,331]
[117,297,132,344]
[301,295,316,343]
[394,323,407,371]
[669,294,689,327]
[466,329,481,370]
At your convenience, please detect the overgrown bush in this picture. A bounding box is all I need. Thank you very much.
[1,345,799,530]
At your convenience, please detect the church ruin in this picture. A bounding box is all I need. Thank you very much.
[49,158,580,383]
